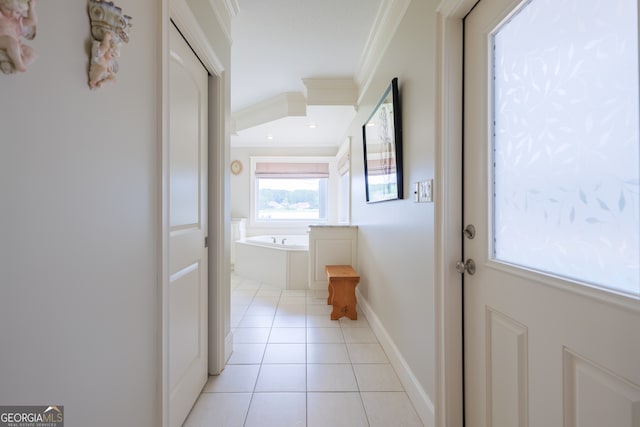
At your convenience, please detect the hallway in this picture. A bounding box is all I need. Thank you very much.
[182,274,424,426]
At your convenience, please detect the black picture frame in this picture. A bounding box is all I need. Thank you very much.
[362,77,403,203]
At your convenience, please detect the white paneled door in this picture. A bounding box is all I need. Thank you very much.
[463,0,640,426]
[169,24,208,427]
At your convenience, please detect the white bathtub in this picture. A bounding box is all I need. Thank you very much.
[234,235,309,289]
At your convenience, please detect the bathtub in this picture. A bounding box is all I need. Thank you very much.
[234,235,309,289]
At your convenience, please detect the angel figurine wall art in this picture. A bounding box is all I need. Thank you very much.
[0,0,37,74]
[87,0,131,89]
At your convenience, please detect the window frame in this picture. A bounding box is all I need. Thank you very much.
[250,156,338,228]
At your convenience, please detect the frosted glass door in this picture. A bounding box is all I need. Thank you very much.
[464,1,640,425]
[492,0,640,295]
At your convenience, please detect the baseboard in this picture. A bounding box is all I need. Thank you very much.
[356,289,436,427]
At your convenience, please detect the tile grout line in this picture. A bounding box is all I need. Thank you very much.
[243,280,275,427]
[225,277,415,427]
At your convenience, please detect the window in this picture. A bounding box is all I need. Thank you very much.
[492,0,640,294]
[254,161,329,222]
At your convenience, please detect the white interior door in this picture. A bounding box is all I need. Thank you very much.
[169,24,208,427]
[463,0,640,426]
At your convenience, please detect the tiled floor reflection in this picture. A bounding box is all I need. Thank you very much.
[183,274,424,427]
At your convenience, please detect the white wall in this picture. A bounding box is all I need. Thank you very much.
[349,0,439,419]
[1,2,159,425]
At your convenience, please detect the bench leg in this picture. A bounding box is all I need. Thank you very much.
[331,304,358,320]
[329,280,358,320]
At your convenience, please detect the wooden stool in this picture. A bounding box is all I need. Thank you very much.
[325,265,360,320]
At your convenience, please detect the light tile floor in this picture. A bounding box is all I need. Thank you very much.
[183,274,424,427]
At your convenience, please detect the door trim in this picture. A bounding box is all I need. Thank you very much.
[161,1,229,426]
[434,1,479,426]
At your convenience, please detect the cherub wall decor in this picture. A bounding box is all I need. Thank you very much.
[0,0,37,74]
[87,0,131,89]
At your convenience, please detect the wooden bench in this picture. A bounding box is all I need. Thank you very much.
[325,265,360,320]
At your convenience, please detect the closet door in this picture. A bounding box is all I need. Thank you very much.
[168,23,209,427]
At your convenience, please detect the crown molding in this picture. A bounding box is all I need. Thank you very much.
[207,0,239,42]
[231,92,307,133]
[223,0,240,17]
[302,78,358,106]
[233,78,360,133]
[229,0,410,133]
[355,0,411,102]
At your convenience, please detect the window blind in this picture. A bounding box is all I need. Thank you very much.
[255,162,329,179]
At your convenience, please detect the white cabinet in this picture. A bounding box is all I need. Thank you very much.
[308,225,358,296]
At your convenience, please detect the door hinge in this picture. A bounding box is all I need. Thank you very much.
[204,236,208,248]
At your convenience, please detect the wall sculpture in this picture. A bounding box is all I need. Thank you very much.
[0,0,37,74]
[87,0,131,89]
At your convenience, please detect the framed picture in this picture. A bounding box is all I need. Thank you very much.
[362,77,403,203]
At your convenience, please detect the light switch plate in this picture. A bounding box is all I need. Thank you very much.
[418,179,433,203]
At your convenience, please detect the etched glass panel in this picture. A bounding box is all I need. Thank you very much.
[492,0,640,295]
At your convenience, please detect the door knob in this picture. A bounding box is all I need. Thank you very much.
[455,259,476,275]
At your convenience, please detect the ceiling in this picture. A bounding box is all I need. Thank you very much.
[230,0,384,148]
